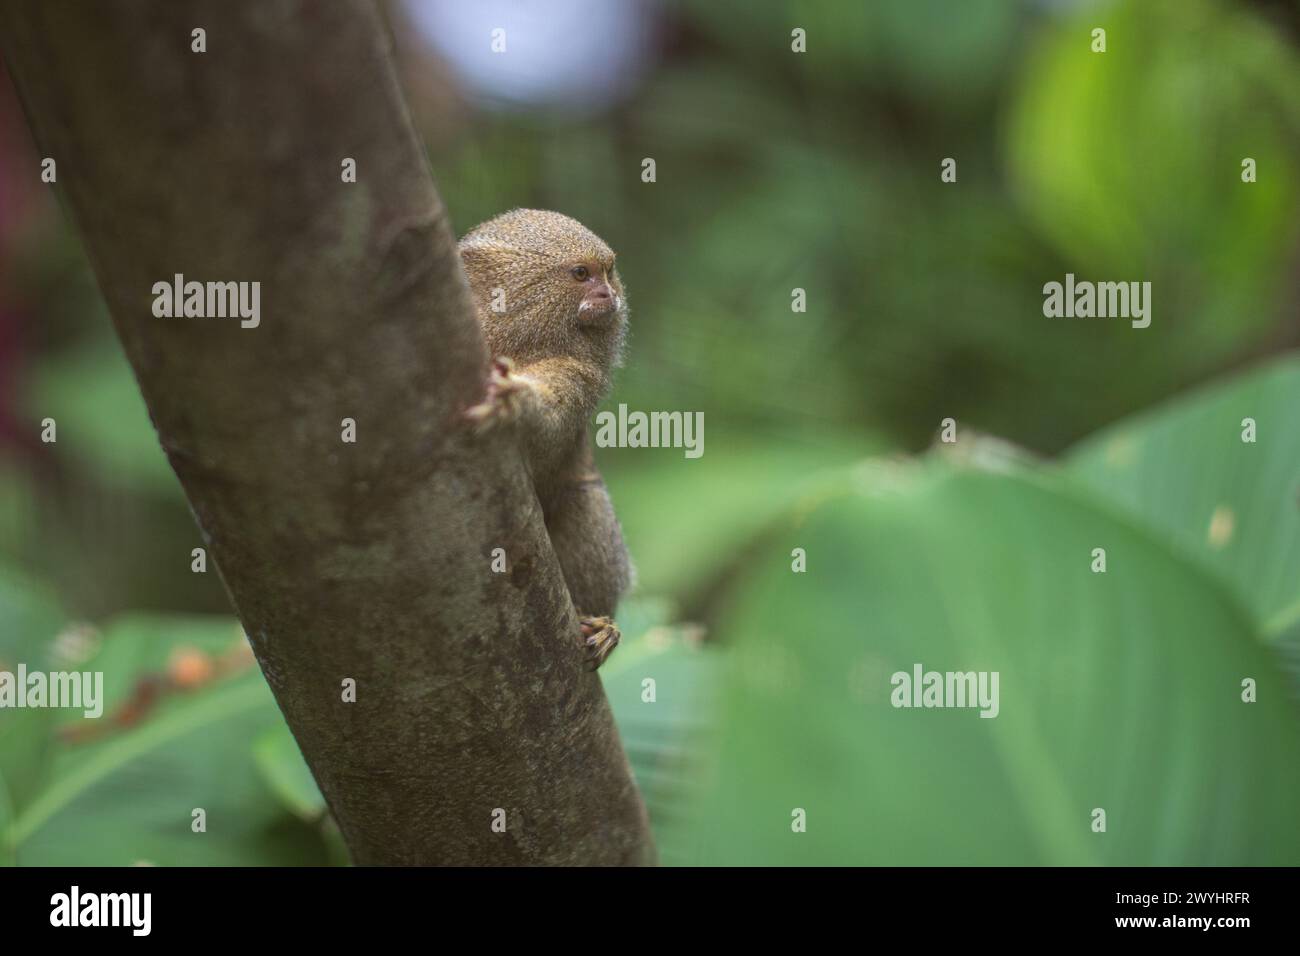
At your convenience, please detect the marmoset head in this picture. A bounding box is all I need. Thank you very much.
[458,209,627,361]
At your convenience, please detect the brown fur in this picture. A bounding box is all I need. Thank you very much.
[459,209,632,641]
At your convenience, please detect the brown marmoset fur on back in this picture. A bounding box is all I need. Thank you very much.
[460,209,632,668]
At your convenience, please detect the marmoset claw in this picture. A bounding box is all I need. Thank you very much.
[579,615,620,670]
[464,356,529,433]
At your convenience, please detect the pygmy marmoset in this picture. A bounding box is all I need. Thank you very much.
[460,209,632,669]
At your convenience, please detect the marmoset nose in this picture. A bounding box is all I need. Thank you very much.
[579,283,617,321]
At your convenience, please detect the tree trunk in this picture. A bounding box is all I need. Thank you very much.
[0,0,654,865]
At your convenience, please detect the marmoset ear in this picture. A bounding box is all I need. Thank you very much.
[457,235,509,270]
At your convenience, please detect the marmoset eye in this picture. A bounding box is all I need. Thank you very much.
[571,266,589,281]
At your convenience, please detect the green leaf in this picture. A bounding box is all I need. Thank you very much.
[6,614,329,866]
[674,455,1300,865]
[601,596,723,860]
[1066,354,1300,640]
[0,565,65,814]
[253,726,326,822]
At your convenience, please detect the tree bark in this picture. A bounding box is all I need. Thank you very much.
[0,0,654,865]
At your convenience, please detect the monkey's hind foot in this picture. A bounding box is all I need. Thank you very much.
[464,357,532,434]
[579,615,620,671]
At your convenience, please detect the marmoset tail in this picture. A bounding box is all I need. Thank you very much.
[459,209,632,669]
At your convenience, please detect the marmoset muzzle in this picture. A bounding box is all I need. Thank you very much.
[578,288,620,323]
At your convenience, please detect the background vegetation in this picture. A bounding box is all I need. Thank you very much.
[1,0,1298,864]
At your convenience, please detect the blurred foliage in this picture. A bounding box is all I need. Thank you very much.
[602,428,871,602]
[7,337,227,618]
[0,595,720,865]
[435,0,1300,459]
[1007,0,1300,364]
[670,416,1300,864]
[23,337,178,496]
[0,462,38,574]
[1067,355,1300,639]
[3,612,334,866]
[0,566,64,820]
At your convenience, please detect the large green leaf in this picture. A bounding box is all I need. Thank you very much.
[1066,354,1300,640]
[673,454,1300,865]
[6,614,329,866]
